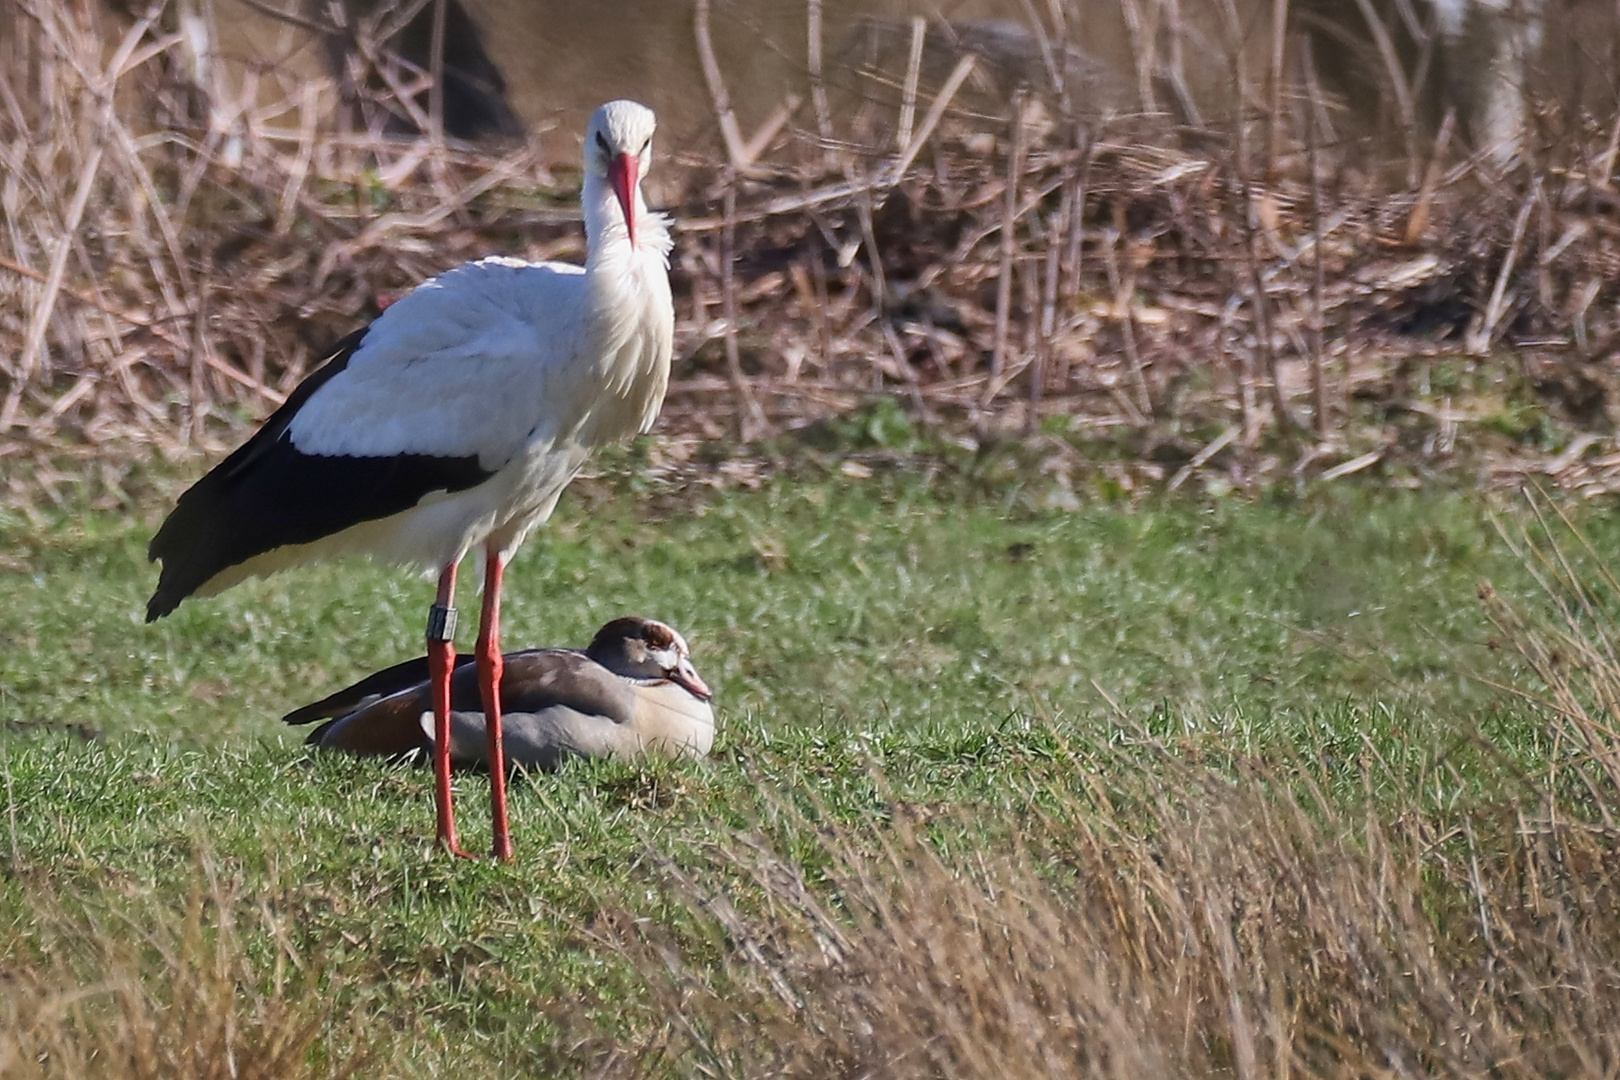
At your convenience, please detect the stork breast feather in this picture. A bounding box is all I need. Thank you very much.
[286,259,585,465]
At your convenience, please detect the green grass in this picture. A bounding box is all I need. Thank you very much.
[0,469,1607,1075]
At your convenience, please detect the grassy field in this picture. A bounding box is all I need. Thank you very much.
[2,463,1617,1077]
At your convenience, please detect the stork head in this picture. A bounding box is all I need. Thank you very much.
[585,100,657,250]
[589,616,712,700]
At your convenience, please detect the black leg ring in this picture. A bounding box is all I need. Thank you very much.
[426,604,458,642]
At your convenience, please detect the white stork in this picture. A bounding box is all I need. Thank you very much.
[146,100,674,861]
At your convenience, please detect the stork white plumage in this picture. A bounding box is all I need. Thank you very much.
[146,100,674,861]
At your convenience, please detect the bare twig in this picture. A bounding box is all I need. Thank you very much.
[694,0,748,173]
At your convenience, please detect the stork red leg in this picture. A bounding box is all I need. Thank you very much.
[427,564,471,859]
[477,544,513,862]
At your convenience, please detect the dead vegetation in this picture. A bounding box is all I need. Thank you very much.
[624,764,1620,1079]
[2,0,1620,509]
[0,865,370,1080]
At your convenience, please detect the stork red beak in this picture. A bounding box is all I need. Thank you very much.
[669,657,712,701]
[608,151,638,248]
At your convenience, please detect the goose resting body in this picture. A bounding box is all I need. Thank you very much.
[286,617,714,770]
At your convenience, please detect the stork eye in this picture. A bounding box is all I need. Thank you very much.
[639,137,652,156]
[595,131,610,155]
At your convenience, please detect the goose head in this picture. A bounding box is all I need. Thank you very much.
[588,616,712,700]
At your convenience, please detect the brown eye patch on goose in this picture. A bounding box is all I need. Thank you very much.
[642,624,675,649]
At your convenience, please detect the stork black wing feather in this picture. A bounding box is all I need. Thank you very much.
[146,328,494,621]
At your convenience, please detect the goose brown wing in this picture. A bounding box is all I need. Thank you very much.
[284,647,631,748]
[300,687,432,755]
[282,652,472,727]
[487,649,636,721]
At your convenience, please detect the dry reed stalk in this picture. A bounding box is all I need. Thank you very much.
[896,16,925,155]
[1267,0,1291,171]
[1485,491,1620,803]
[740,94,802,166]
[1405,108,1456,245]
[345,11,438,145]
[427,0,446,144]
[720,170,765,440]
[1159,0,1199,125]
[1060,126,1092,306]
[1302,38,1328,439]
[1104,225,1151,421]
[1349,0,1421,184]
[880,53,975,191]
[990,92,1026,399]
[806,0,834,165]
[6,8,158,432]
[1469,178,1539,355]
[808,248,834,374]
[1241,180,1296,437]
[1031,151,1071,430]
[1117,0,1161,116]
[1167,424,1238,489]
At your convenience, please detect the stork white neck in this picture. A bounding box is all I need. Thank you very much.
[583,169,671,270]
[566,101,676,447]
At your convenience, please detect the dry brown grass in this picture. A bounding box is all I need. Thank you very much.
[0,865,371,1080]
[624,729,1619,1079]
[4,0,1620,508]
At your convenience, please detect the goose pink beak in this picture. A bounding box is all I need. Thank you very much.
[670,657,712,701]
[608,152,638,248]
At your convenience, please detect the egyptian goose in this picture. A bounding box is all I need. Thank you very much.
[285,617,714,770]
